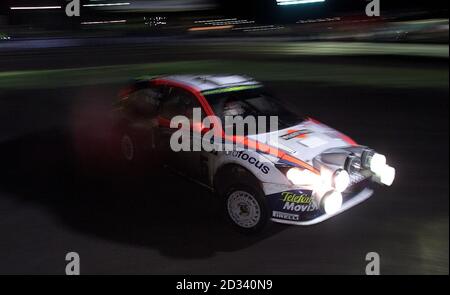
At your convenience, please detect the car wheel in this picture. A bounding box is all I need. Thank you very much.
[115,126,145,168]
[114,125,160,176]
[223,182,270,234]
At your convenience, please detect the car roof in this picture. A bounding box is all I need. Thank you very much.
[159,75,262,92]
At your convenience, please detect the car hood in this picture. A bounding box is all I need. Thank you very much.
[248,119,356,165]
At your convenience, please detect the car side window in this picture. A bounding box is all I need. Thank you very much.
[159,88,201,120]
[128,88,162,117]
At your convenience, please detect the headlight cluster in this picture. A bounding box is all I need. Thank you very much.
[363,151,396,186]
[322,191,343,215]
[286,167,350,193]
[286,168,320,187]
[283,149,395,215]
[333,169,350,193]
[285,167,347,215]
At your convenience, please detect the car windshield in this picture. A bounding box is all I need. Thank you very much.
[203,87,302,135]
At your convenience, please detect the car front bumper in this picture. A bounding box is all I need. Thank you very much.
[270,187,373,226]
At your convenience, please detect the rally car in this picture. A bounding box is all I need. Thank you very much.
[113,75,396,233]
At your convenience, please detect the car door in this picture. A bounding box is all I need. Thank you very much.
[156,86,205,180]
[124,87,162,152]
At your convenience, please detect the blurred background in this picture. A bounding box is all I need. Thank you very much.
[0,0,448,86]
[0,1,448,274]
[0,0,448,42]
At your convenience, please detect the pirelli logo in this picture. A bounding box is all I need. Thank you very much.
[273,211,299,221]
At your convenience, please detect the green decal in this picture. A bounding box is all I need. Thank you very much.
[202,85,262,96]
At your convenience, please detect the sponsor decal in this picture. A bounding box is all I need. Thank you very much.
[281,191,319,212]
[283,201,318,212]
[228,151,271,174]
[268,189,321,222]
[273,211,299,221]
[280,129,311,140]
[281,191,313,204]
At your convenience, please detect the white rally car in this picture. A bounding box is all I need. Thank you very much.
[114,75,396,233]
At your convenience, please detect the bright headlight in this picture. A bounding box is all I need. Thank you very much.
[365,151,396,186]
[379,165,396,186]
[369,153,387,175]
[333,169,350,193]
[322,191,343,215]
[286,168,320,186]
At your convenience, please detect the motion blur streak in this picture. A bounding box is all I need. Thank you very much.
[83,3,131,7]
[81,20,128,25]
[277,0,326,5]
[188,25,234,31]
[10,6,62,10]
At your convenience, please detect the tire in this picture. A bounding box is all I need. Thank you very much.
[113,123,162,178]
[220,169,271,234]
[120,132,137,163]
[113,125,148,172]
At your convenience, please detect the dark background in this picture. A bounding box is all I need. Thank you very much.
[219,0,449,21]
